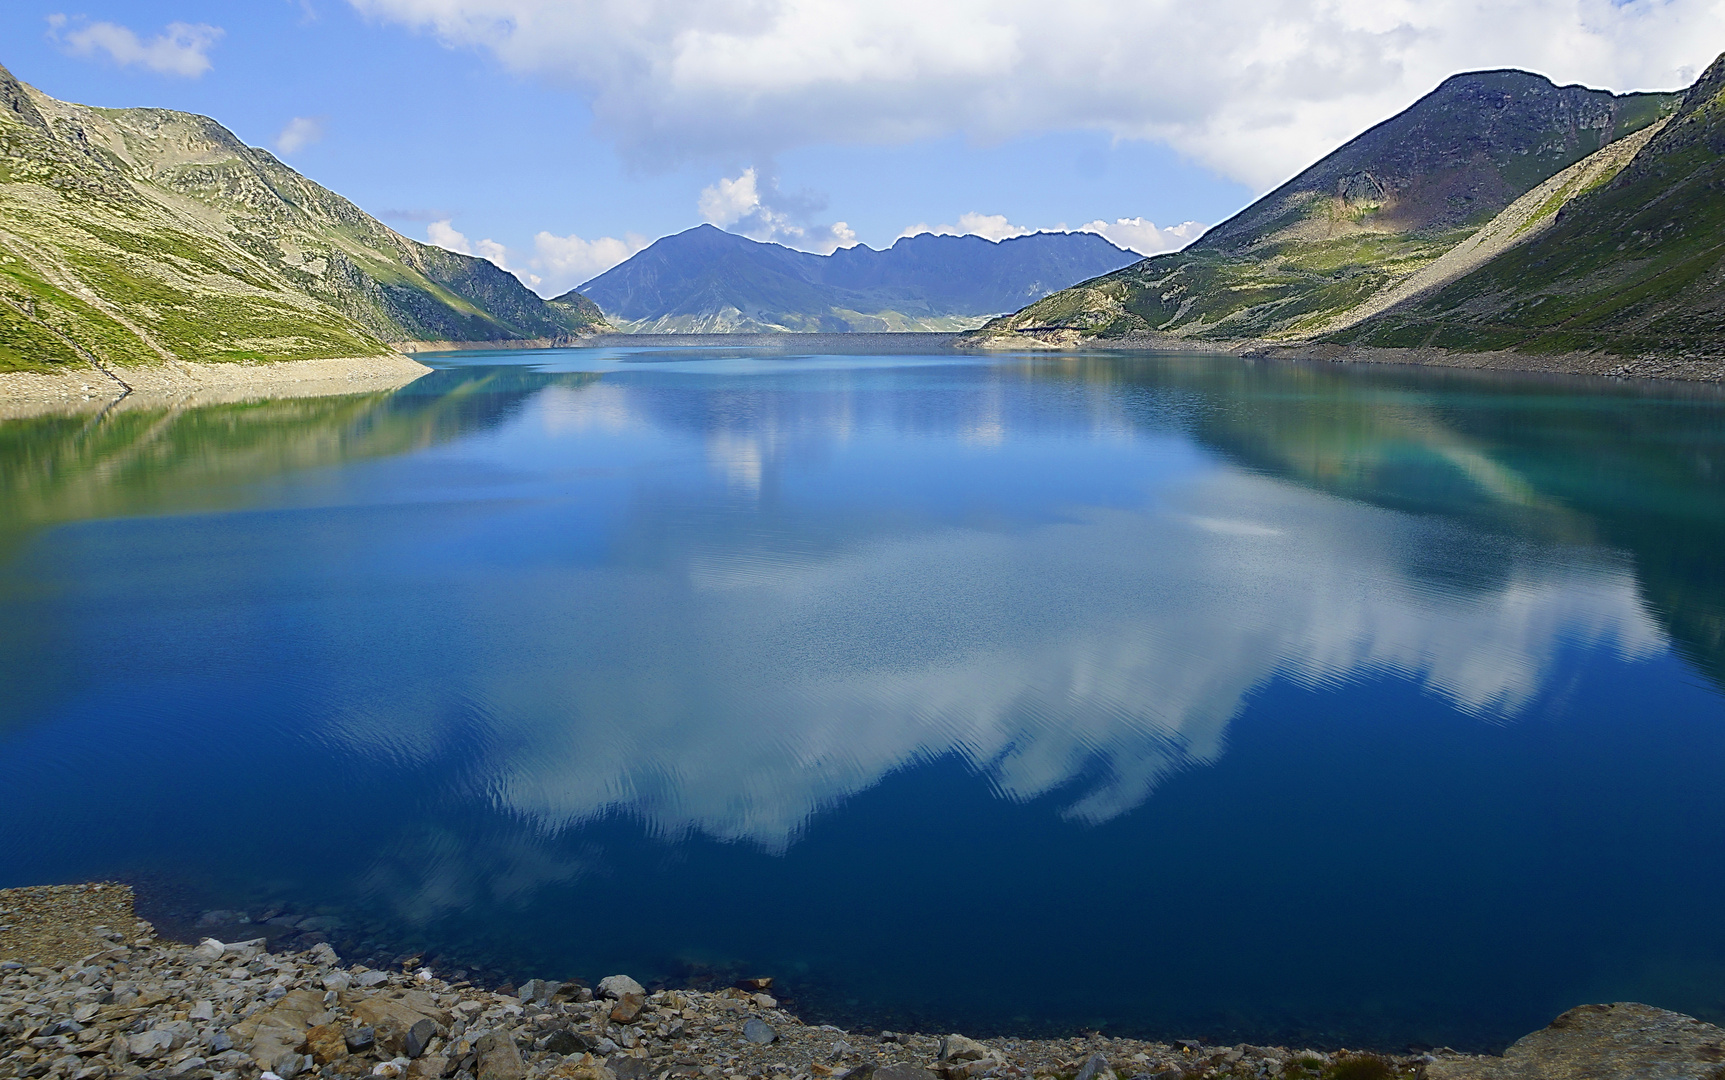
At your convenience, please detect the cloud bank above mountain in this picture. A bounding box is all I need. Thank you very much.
[900,214,1207,255]
[347,0,1719,191]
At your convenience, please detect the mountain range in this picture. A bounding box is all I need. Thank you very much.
[9,49,1725,381]
[566,225,1140,332]
[0,62,606,375]
[978,56,1725,371]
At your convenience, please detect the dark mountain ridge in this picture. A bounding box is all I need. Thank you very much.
[977,68,1680,348]
[1331,51,1725,361]
[1199,70,1674,253]
[568,225,1140,333]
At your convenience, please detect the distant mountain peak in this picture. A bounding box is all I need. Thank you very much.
[567,226,1137,334]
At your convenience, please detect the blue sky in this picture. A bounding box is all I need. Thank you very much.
[3,1,1715,295]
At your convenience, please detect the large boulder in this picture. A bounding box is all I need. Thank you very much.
[476,1031,527,1080]
[597,976,645,1000]
[1428,1003,1725,1079]
[348,991,450,1058]
[231,988,327,1071]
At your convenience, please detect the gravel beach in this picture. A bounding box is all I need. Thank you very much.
[3,885,1721,1080]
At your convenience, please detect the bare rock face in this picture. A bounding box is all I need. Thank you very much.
[1427,1002,1725,1079]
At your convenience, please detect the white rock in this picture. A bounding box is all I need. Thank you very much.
[193,940,226,963]
[939,1035,990,1063]
[597,976,645,1000]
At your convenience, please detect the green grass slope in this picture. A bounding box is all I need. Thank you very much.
[1334,53,1725,359]
[0,62,605,374]
[976,70,1677,347]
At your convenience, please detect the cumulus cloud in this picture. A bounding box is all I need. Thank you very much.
[426,221,518,278]
[1076,217,1208,256]
[530,231,650,293]
[47,15,223,78]
[345,0,1720,191]
[273,116,326,155]
[896,213,1202,256]
[426,220,648,295]
[698,167,859,253]
[425,220,475,256]
[900,212,1034,242]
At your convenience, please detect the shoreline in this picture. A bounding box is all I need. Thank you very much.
[959,329,1725,383]
[4,885,1723,1080]
[0,355,432,418]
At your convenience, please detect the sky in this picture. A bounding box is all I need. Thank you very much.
[2,2,1721,297]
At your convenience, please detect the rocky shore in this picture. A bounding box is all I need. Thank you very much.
[4,886,1723,1080]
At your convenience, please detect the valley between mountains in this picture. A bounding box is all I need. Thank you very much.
[5,50,1725,389]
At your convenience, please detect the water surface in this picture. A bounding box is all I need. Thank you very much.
[3,348,1724,1051]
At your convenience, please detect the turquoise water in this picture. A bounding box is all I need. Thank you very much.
[3,348,1724,1051]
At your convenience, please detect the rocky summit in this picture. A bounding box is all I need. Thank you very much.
[1329,50,1725,362]
[5,885,1724,1080]
[973,64,1688,361]
[0,63,606,378]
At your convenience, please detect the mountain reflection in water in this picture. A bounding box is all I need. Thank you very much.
[2,350,1723,1051]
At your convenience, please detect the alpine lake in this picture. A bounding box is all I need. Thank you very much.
[3,344,1724,1054]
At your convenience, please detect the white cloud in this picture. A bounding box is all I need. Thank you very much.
[346,0,1723,191]
[530,231,650,294]
[273,116,326,155]
[1077,217,1207,256]
[900,212,1034,242]
[428,220,650,295]
[425,219,474,256]
[697,167,859,254]
[697,168,762,227]
[896,213,1202,255]
[47,15,223,78]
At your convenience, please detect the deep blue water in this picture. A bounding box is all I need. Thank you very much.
[3,347,1725,1052]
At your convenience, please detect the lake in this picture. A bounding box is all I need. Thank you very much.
[3,346,1724,1053]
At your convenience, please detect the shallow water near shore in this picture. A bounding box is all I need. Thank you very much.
[3,347,1725,1053]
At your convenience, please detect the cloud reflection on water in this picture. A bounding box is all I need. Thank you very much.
[328,369,1665,851]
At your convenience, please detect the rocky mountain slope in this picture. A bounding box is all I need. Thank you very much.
[0,63,606,375]
[1329,52,1725,359]
[975,70,1678,347]
[569,225,1138,333]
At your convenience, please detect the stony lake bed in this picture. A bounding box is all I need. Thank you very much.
[7,884,1725,1080]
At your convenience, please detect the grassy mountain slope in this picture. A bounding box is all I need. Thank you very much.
[0,63,604,374]
[976,71,1678,347]
[568,224,1139,333]
[1332,52,1725,359]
